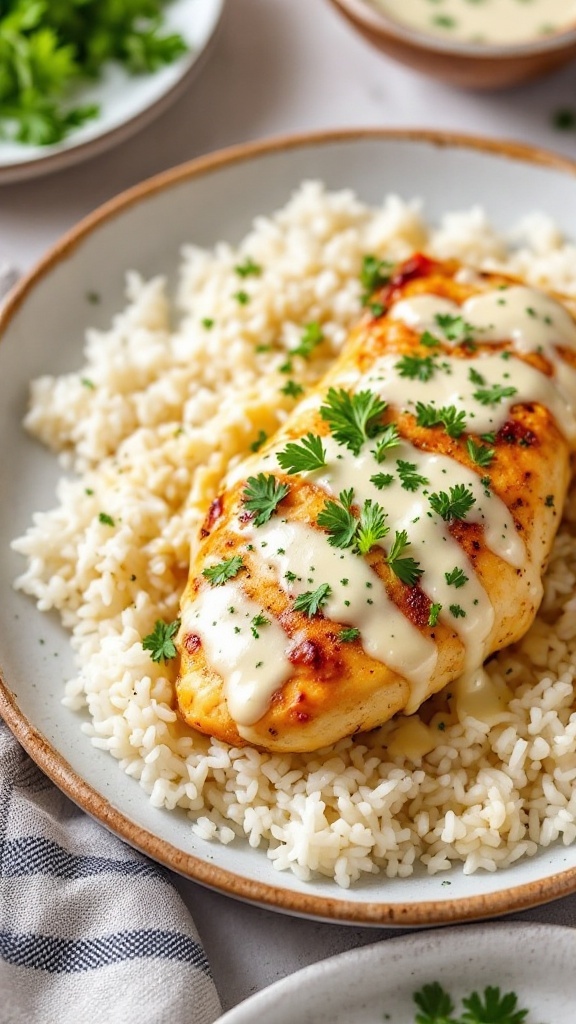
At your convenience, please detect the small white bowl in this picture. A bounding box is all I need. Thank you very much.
[328,0,576,89]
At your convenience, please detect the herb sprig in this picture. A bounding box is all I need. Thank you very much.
[277,433,327,474]
[320,387,386,455]
[242,473,289,526]
[412,981,529,1024]
[142,619,180,664]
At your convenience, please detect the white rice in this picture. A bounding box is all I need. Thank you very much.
[12,181,576,888]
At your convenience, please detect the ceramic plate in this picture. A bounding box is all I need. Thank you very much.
[3,130,576,926]
[217,923,576,1022]
[0,0,225,184]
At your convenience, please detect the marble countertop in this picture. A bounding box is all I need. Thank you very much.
[4,0,576,1014]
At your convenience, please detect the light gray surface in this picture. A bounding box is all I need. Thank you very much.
[3,0,576,1014]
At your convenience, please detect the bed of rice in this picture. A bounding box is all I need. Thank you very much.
[12,182,576,889]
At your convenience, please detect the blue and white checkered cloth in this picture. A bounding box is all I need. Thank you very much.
[0,720,222,1024]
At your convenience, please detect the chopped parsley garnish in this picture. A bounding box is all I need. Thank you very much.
[202,555,244,586]
[472,382,517,406]
[98,512,115,526]
[370,471,394,489]
[233,290,250,305]
[142,619,180,664]
[250,429,268,452]
[81,377,95,389]
[293,583,331,617]
[317,490,357,549]
[467,438,495,468]
[250,613,270,638]
[428,602,442,627]
[396,459,429,492]
[235,257,262,278]
[359,254,393,304]
[445,567,469,588]
[339,627,360,643]
[395,353,436,382]
[413,981,530,1024]
[284,570,298,583]
[450,603,467,619]
[434,312,475,344]
[355,499,389,555]
[280,379,305,398]
[385,529,423,586]
[468,366,485,386]
[428,483,476,521]
[277,432,327,474]
[415,402,467,438]
[371,423,401,462]
[292,321,323,359]
[320,387,386,455]
[202,317,214,330]
[420,330,441,348]
[242,473,289,526]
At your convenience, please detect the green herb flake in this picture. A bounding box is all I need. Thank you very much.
[339,627,360,643]
[277,432,327,474]
[467,438,495,468]
[317,490,357,549]
[280,379,305,399]
[428,484,476,521]
[293,583,331,617]
[434,312,475,344]
[355,499,389,556]
[428,602,442,627]
[415,402,467,439]
[242,473,290,526]
[250,613,270,638]
[395,353,436,382]
[291,321,324,360]
[473,382,517,406]
[249,429,268,453]
[98,512,115,527]
[449,603,467,619]
[142,618,180,664]
[320,387,387,455]
[370,472,394,490]
[371,423,401,462]
[396,459,429,492]
[445,566,469,589]
[201,318,214,330]
[202,555,244,587]
[359,254,393,304]
[235,257,262,278]
[233,290,250,305]
[385,529,423,586]
[81,377,95,389]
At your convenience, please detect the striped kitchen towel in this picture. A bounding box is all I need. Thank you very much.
[0,720,222,1024]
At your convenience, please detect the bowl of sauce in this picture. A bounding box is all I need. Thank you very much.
[328,0,576,88]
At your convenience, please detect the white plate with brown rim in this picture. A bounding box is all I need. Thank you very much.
[0,0,225,184]
[2,129,576,926]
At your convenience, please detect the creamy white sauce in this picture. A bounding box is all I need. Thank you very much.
[371,0,576,46]
[248,517,437,708]
[186,280,575,730]
[180,583,293,726]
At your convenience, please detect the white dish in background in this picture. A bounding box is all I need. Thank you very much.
[3,131,576,925]
[0,0,225,184]
[218,922,576,1023]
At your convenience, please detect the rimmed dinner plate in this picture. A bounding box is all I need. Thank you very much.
[217,922,576,1022]
[0,0,225,184]
[2,129,576,926]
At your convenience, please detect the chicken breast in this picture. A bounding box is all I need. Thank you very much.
[176,254,576,753]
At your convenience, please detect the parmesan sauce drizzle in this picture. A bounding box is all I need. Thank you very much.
[182,281,576,728]
[371,0,576,46]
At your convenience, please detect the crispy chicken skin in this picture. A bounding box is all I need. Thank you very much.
[176,254,574,753]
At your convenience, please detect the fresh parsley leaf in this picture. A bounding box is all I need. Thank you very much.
[98,512,115,526]
[250,429,268,452]
[461,986,528,1024]
[235,257,262,278]
[371,423,401,462]
[339,627,360,642]
[466,438,495,468]
[293,583,331,617]
[355,499,389,555]
[317,490,357,549]
[421,330,441,348]
[428,602,442,627]
[360,254,393,304]
[449,603,466,619]
[370,471,394,489]
[280,379,305,398]
[445,567,469,588]
[396,459,429,492]
[291,321,323,359]
[413,981,457,1023]
[250,613,270,638]
[472,382,518,406]
[415,402,467,439]
[242,473,289,526]
[395,353,436,382]
[435,312,475,344]
[428,484,476,521]
[277,432,327,474]
[468,366,486,386]
[202,555,244,586]
[385,529,423,586]
[320,387,387,456]
[142,618,180,664]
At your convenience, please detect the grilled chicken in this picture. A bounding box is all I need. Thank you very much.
[175,254,576,753]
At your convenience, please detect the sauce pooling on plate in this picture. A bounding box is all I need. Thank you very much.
[176,256,576,752]
[370,0,576,45]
